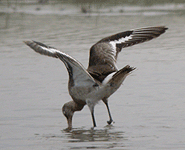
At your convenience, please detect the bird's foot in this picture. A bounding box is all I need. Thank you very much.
[63,127,72,132]
[107,120,114,125]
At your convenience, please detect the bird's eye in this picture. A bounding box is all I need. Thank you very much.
[63,110,69,119]
[63,110,66,115]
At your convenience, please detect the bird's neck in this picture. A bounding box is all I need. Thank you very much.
[68,101,85,112]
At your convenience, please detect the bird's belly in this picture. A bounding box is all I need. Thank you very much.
[69,83,119,104]
[69,85,105,102]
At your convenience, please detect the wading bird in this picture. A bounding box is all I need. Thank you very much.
[24,26,167,130]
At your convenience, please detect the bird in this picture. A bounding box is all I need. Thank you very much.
[24,26,168,130]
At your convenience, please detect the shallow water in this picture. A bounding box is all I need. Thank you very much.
[0,3,185,150]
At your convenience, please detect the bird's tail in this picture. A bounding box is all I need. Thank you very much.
[108,65,135,86]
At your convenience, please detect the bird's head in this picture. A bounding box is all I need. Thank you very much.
[62,101,75,131]
[62,101,85,131]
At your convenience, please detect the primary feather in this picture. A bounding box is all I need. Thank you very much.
[87,26,168,82]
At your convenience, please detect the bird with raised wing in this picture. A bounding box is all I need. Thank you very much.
[24,26,168,130]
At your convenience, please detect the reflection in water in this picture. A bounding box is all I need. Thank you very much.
[66,126,124,142]
[4,13,10,29]
[1,2,185,149]
[66,127,126,149]
[42,126,126,149]
[0,13,10,29]
[0,12,25,30]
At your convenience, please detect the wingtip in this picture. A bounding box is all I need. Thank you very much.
[125,65,136,72]
[23,40,33,46]
[164,26,168,30]
[157,26,168,33]
[161,26,168,31]
[23,40,28,44]
[160,26,168,35]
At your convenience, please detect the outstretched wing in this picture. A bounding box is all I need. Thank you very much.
[87,26,168,82]
[24,41,96,86]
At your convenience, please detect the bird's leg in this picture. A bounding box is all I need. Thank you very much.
[102,98,113,125]
[66,116,72,130]
[86,100,97,128]
[91,109,97,127]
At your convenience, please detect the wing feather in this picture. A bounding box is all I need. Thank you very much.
[87,26,168,82]
[24,41,96,86]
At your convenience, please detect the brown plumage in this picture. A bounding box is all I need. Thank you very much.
[87,26,168,82]
[24,26,168,130]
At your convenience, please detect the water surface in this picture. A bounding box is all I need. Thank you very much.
[0,3,185,150]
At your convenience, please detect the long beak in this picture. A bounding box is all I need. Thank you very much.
[66,117,72,131]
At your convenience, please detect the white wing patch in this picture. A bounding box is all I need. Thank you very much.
[41,46,60,53]
[40,45,74,60]
[102,72,116,85]
[27,41,96,85]
[109,35,133,52]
